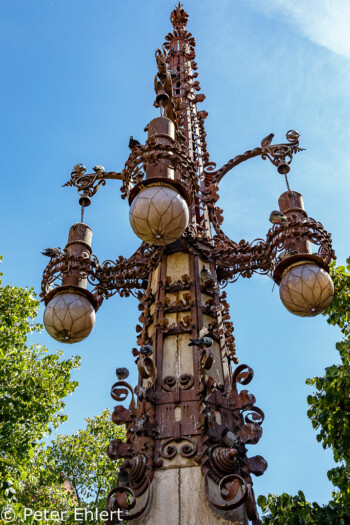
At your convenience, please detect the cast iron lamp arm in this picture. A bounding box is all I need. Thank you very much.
[62,164,124,208]
[210,218,335,286]
[203,130,304,185]
[40,242,162,308]
[196,128,334,285]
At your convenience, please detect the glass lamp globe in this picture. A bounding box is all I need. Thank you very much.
[129,185,189,245]
[279,262,334,317]
[44,291,96,343]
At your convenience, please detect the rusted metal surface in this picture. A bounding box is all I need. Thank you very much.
[41,243,162,306]
[278,190,311,254]
[61,223,92,289]
[41,3,336,523]
[204,130,304,185]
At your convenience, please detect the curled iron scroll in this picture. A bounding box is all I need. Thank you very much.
[179,373,194,389]
[242,406,265,425]
[203,161,217,173]
[181,439,198,457]
[162,375,177,392]
[137,356,156,379]
[200,348,214,371]
[110,380,135,408]
[106,475,151,522]
[162,374,194,391]
[232,364,254,386]
[160,437,197,459]
[160,439,177,459]
[208,474,248,511]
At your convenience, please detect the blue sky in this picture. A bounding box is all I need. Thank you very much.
[1,0,349,506]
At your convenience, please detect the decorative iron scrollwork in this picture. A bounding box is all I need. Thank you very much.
[161,374,194,392]
[208,474,248,511]
[41,243,162,306]
[200,362,267,519]
[107,367,156,512]
[160,437,197,459]
[204,130,304,185]
[106,474,151,523]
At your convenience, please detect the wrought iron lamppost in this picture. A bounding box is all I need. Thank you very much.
[41,4,335,524]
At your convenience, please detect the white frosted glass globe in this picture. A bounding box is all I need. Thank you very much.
[129,185,189,245]
[44,292,96,343]
[279,263,334,317]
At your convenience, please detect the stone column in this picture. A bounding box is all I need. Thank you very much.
[132,246,248,524]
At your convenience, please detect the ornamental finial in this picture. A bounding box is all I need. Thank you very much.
[170,2,189,29]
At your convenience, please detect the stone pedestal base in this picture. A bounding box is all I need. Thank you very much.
[133,466,248,525]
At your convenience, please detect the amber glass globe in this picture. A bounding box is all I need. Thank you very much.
[129,185,189,245]
[44,291,96,343]
[279,262,334,317]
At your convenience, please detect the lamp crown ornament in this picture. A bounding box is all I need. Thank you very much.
[41,4,335,523]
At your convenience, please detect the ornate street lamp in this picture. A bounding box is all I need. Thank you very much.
[41,4,335,524]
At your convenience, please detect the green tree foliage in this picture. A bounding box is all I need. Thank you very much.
[258,258,350,524]
[16,410,124,524]
[0,261,125,523]
[48,410,123,515]
[6,445,77,522]
[0,261,80,510]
